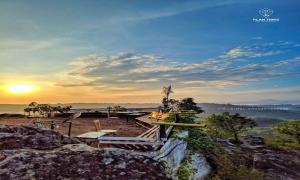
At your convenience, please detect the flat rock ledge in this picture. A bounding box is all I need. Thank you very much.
[0,125,170,180]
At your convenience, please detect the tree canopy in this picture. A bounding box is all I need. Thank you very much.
[178,98,204,113]
[24,102,72,117]
[205,112,256,142]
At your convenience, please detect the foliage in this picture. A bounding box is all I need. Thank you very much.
[273,120,300,144]
[24,102,72,117]
[244,126,300,150]
[28,102,38,107]
[176,165,190,180]
[178,98,204,113]
[205,112,257,142]
[113,105,127,112]
[176,155,197,180]
[187,128,215,153]
[168,113,214,152]
[162,113,193,123]
[159,160,169,169]
[162,97,203,114]
[266,134,300,150]
[166,101,262,179]
[177,114,197,124]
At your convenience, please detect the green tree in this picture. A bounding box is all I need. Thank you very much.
[24,107,32,116]
[37,104,52,117]
[113,105,127,112]
[28,102,38,108]
[273,120,300,144]
[205,112,256,142]
[60,105,72,113]
[24,102,38,117]
[178,98,203,113]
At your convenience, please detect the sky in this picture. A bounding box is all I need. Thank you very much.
[0,0,300,104]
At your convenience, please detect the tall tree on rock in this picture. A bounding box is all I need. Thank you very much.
[161,85,173,112]
[205,112,256,143]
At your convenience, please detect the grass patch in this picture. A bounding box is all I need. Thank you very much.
[176,155,197,180]
[244,127,300,150]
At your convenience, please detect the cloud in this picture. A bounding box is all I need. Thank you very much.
[181,80,241,88]
[224,47,281,58]
[0,38,62,52]
[58,46,300,91]
[119,0,237,22]
[222,40,300,60]
[252,37,263,40]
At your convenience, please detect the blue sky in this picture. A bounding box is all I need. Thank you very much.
[0,0,300,104]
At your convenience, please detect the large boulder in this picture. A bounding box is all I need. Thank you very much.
[210,137,300,180]
[0,125,170,180]
[253,149,300,180]
[0,125,81,150]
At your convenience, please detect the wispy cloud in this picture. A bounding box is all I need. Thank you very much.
[118,0,237,22]
[224,48,281,58]
[0,38,62,52]
[57,40,300,91]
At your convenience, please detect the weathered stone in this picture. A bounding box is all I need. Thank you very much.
[243,135,265,146]
[210,137,300,180]
[0,125,170,180]
[0,152,6,161]
[0,125,81,150]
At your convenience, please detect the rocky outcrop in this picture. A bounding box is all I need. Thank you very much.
[148,131,210,179]
[253,149,300,180]
[190,154,211,180]
[0,125,81,150]
[0,125,170,180]
[242,135,265,148]
[150,131,189,179]
[211,137,300,180]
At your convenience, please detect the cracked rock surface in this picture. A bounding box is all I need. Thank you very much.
[0,125,170,180]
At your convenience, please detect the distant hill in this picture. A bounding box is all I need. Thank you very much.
[253,117,285,127]
[198,103,300,122]
[0,103,160,114]
[1,103,299,124]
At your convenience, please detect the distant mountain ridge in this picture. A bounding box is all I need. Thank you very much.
[0,103,160,114]
[198,103,300,121]
[1,103,299,117]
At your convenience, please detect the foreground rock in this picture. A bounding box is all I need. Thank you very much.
[208,137,300,180]
[0,125,81,150]
[0,125,170,180]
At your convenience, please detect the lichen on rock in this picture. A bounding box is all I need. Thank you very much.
[0,125,170,180]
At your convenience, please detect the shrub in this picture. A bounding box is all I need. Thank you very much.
[176,165,190,180]
[187,128,215,153]
[273,120,300,144]
[159,160,169,169]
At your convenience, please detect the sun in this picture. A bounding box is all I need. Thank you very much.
[8,84,34,94]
